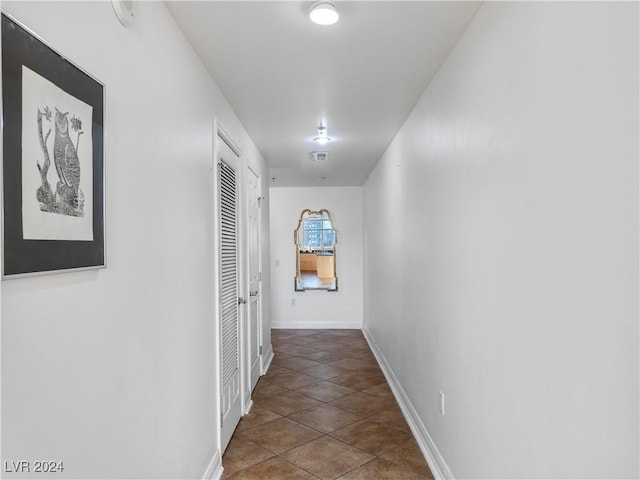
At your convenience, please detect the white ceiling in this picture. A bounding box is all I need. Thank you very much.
[166,1,481,187]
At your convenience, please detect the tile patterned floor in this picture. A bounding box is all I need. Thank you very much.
[222,329,434,480]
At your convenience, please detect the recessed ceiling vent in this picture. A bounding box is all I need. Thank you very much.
[310,151,329,162]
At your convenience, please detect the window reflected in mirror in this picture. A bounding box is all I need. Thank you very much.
[294,209,338,291]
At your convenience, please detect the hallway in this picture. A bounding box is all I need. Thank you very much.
[221,329,434,479]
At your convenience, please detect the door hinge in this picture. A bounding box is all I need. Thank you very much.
[259,345,263,355]
[220,411,224,427]
[258,272,262,281]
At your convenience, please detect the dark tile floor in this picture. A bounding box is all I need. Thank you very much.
[222,329,434,480]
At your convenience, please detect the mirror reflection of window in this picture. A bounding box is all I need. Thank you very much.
[302,217,334,250]
[294,209,338,291]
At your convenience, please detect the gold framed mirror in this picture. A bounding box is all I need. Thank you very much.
[294,209,338,291]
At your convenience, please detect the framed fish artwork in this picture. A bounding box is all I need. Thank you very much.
[1,12,105,277]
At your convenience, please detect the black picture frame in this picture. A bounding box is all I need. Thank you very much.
[1,12,105,278]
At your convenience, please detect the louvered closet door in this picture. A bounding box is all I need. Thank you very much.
[218,134,242,454]
[247,168,261,391]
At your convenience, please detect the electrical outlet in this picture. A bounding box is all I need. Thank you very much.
[275,259,280,267]
[291,298,296,306]
[440,391,445,415]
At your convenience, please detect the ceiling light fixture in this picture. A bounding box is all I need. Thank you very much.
[313,125,331,145]
[309,2,339,26]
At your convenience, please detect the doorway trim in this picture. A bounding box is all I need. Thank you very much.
[212,119,247,456]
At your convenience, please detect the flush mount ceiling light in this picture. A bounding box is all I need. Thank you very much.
[313,125,331,145]
[309,2,339,26]
[112,0,135,27]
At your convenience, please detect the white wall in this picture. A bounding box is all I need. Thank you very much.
[270,187,363,329]
[1,2,270,478]
[364,2,639,479]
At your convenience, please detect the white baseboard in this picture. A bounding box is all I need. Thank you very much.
[202,449,223,480]
[271,321,362,329]
[363,328,454,480]
[261,343,274,375]
[244,398,254,415]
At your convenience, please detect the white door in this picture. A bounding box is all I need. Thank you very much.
[217,129,242,453]
[247,168,261,390]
